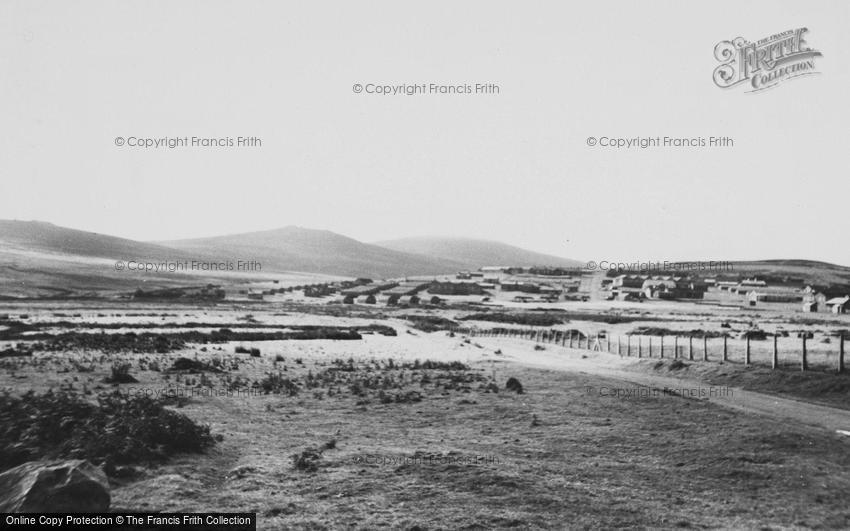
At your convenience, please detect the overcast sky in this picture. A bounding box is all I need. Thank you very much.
[2,1,848,265]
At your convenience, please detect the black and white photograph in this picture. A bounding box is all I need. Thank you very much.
[2,1,850,529]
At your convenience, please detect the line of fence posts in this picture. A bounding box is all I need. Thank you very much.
[463,326,847,374]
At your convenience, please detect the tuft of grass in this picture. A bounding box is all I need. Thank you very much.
[104,362,138,384]
[291,447,323,472]
[258,372,299,395]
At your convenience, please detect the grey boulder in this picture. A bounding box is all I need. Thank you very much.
[0,460,110,513]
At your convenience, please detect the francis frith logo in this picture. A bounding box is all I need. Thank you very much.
[713,28,822,93]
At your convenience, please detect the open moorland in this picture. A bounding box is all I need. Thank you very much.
[2,297,850,529]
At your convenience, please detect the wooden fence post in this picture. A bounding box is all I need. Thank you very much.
[772,334,778,369]
[627,335,631,357]
[840,334,845,373]
[618,335,622,357]
[638,336,642,358]
[703,336,708,362]
[674,336,678,359]
[723,336,727,362]
[688,336,693,361]
[802,335,808,371]
[745,336,750,366]
[660,335,664,358]
[648,336,652,358]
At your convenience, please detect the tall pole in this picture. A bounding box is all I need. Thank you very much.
[772,334,778,369]
[703,336,708,361]
[802,335,808,371]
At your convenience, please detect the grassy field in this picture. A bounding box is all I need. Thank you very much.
[3,306,850,529]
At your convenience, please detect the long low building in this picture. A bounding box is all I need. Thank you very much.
[340,282,399,297]
[381,281,432,297]
[826,296,850,314]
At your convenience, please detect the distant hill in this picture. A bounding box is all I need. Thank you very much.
[0,222,584,286]
[736,259,850,271]
[725,260,850,294]
[18,220,846,298]
[0,220,183,260]
[156,226,465,278]
[0,221,325,297]
[374,236,584,271]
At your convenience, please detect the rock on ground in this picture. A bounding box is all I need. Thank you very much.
[0,460,110,513]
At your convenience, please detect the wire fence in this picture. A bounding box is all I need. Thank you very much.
[455,326,847,373]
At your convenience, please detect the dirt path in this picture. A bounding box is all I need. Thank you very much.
[469,337,850,435]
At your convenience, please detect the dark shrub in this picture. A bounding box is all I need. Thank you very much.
[459,312,565,327]
[0,390,216,472]
[291,447,322,472]
[402,315,458,333]
[505,377,524,394]
[258,373,299,395]
[104,362,138,384]
[169,357,222,373]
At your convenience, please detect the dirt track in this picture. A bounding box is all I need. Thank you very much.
[470,336,850,435]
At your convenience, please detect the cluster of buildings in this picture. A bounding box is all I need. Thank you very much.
[456,268,585,303]
[604,275,708,301]
[327,267,590,306]
[243,267,850,315]
[705,278,850,313]
[602,274,850,313]
[801,290,850,314]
